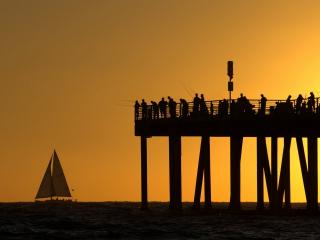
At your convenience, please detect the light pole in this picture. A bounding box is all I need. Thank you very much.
[227,61,234,113]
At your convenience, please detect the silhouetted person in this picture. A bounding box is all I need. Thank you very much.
[296,94,303,114]
[237,93,245,113]
[135,100,140,120]
[230,100,236,115]
[193,93,200,115]
[222,99,228,116]
[200,94,208,115]
[151,101,159,119]
[301,101,307,115]
[159,97,168,118]
[147,106,152,119]
[243,95,253,114]
[218,99,228,116]
[180,99,189,118]
[286,95,292,108]
[218,100,223,116]
[285,95,293,113]
[210,101,214,116]
[286,95,291,104]
[307,98,313,113]
[168,97,177,118]
[308,92,315,113]
[237,93,252,114]
[141,99,147,119]
[260,94,267,115]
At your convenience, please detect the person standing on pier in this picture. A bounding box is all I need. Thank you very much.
[260,94,267,115]
[218,100,223,116]
[286,95,294,113]
[230,100,236,115]
[159,97,168,118]
[200,94,208,115]
[237,93,245,113]
[135,100,140,120]
[286,95,292,104]
[222,99,228,116]
[151,101,159,119]
[141,99,147,119]
[308,92,315,113]
[218,99,228,116]
[210,101,214,116]
[296,94,303,114]
[168,97,177,118]
[193,93,200,115]
[301,101,307,115]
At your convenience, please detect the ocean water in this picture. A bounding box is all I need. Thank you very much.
[0,202,320,239]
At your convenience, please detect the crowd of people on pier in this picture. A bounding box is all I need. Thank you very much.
[134,92,319,120]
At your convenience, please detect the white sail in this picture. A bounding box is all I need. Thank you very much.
[52,150,72,197]
[35,156,55,199]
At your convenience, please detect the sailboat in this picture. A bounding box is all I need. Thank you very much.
[35,150,72,202]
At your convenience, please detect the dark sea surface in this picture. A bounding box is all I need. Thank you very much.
[1,202,320,239]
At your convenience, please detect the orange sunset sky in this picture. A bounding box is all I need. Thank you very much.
[1,0,320,202]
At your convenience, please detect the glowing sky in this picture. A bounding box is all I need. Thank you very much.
[1,0,320,202]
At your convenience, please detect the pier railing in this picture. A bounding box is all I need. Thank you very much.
[135,98,320,121]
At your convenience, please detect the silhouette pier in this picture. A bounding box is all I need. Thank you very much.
[135,94,320,211]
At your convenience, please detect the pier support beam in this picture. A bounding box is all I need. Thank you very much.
[257,137,294,210]
[169,136,182,209]
[308,137,318,211]
[141,136,148,209]
[271,137,278,210]
[256,137,272,210]
[193,136,211,209]
[296,137,318,211]
[296,137,311,207]
[257,137,264,210]
[278,137,291,209]
[229,136,243,210]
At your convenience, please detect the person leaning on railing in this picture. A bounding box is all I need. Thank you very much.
[180,99,189,118]
[168,97,177,118]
